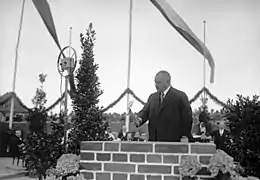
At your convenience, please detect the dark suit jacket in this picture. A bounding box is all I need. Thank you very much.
[9,135,24,157]
[138,87,193,142]
[118,132,127,141]
[212,129,229,151]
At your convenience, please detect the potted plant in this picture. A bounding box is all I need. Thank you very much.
[208,150,242,180]
[45,154,86,180]
[179,156,202,180]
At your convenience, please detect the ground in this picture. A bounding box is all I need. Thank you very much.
[0,157,32,180]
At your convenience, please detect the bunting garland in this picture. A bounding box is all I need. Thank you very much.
[45,92,65,112]
[1,88,232,113]
[189,88,204,104]
[101,88,146,113]
[101,89,128,113]
[101,87,232,112]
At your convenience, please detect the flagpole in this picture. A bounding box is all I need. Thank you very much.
[9,0,26,129]
[63,27,72,153]
[203,21,206,91]
[125,0,133,132]
[202,20,207,108]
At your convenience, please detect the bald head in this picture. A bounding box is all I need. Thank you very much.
[218,120,226,129]
[154,70,171,92]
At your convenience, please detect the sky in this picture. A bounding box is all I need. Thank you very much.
[0,0,260,114]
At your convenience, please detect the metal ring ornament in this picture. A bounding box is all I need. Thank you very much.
[57,46,77,77]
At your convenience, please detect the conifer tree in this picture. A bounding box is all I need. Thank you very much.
[68,23,111,155]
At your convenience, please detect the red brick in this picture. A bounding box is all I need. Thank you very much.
[121,142,153,152]
[147,175,162,180]
[180,155,197,161]
[163,155,179,164]
[190,144,216,154]
[138,165,172,174]
[96,172,111,180]
[104,163,135,173]
[130,154,145,162]
[104,142,119,151]
[130,174,145,180]
[155,144,188,153]
[80,171,94,179]
[199,155,212,165]
[80,162,102,171]
[180,155,198,166]
[80,152,94,160]
[173,166,179,175]
[113,173,128,180]
[147,154,162,163]
[96,153,110,161]
[81,142,103,151]
[164,176,180,180]
[112,153,128,162]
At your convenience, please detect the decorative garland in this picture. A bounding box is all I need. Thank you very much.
[190,87,234,111]
[127,88,146,105]
[101,89,128,112]
[102,87,233,112]
[189,88,204,104]
[0,91,66,113]
[1,86,233,114]
[45,93,65,112]
[101,88,146,113]
[0,92,30,111]
[203,88,233,110]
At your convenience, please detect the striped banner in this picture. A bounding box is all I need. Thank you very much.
[150,0,215,83]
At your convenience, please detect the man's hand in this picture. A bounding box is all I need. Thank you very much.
[180,136,189,143]
[134,115,142,128]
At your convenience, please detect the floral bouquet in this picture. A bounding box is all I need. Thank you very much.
[45,154,86,180]
[179,156,202,179]
[208,150,241,180]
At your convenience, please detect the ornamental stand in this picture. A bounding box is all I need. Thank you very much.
[57,29,77,153]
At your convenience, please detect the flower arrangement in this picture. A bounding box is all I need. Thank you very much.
[208,150,242,180]
[179,156,202,179]
[45,154,86,180]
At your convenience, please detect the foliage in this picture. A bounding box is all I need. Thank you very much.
[24,73,64,179]
[179,156,202,178]
[13,114,24,122]
[28,73,48,133]
[32,73,47,109]
[208,150,241,179]
[72,23,102,113]
[223,95,260,177]
[68,23,111,155]
[27,107,48,133]
[45,154,86,180]
[24,123,64,179]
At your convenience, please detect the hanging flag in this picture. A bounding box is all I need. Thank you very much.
[150,0,215,83]
[32,0,62,51]
[32,0,77,95]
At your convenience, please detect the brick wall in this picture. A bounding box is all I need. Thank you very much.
[80,141,216,180]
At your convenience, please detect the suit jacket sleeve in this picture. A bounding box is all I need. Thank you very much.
[138,95,152,126]
[179,92,193,137]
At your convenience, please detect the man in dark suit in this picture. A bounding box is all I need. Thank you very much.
[211,120,229,151]
[134,70,193,142]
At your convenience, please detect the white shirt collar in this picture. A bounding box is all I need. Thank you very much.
[163,85,171,97]
[219,129,224,135]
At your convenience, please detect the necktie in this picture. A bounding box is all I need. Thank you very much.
[160,93,164,103]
